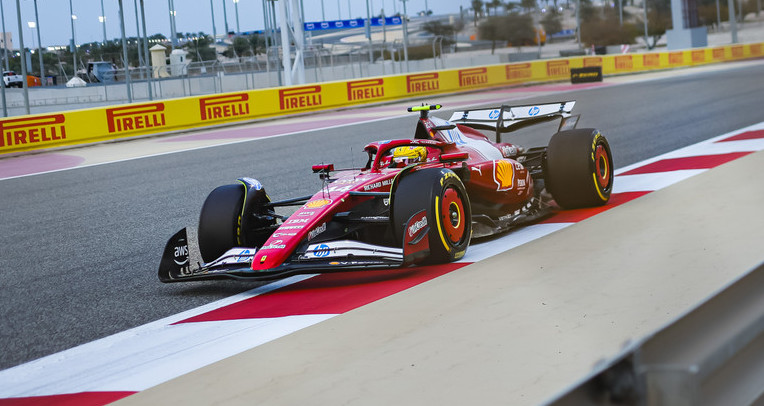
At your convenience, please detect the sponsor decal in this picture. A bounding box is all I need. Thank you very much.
[731,45,743,58]
[488,109,500,119]
[239,177,263,190]
[505,63,531,80]
[327,185,353,193]
[347,78,385,101]
[364,178,392,191]
[279,225,305,230]
[199,93,250,121]
[643,53,660,67]
[500,145,518,157]
[458,67,488,87]
[408,213,428,238]
[406,72,439,94]
[279,85,323,110]
[546,60,570,77]
[260,239,286,250]
[440,171,459,186]
[669,52,684,65]
[287,218,310,224]
[304,198,332,209]
[234,249,253,263]
[583,57,602,67]
[173,244,189,266]
[751,44,762,56]
[0,114,66,148]
[272,232,298,238]
[692,50,705,63]
[614,55,633,71]
[570,69,602,83]
[518,179,526,188]
[712,48,725,60]
[308,222,327,240]
[106,103,166,133]
[313,244,331,257]
[298,211,315,216]
[493,160,515,191]
[528,106,540,116]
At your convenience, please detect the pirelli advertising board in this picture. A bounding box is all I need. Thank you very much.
[2,41,762,155]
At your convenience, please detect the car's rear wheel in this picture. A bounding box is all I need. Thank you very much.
[544,128,614,209]
[198,184,244,263]
[392,168,471,264]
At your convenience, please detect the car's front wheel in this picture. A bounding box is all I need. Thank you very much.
[198,184,244,263]
[392,168,472,264]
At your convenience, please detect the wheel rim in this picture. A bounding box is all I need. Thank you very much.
[594,144,610,189]
[441,187,465,244]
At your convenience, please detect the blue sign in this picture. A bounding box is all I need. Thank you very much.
[528,106,540,116]
[304,17,402,32]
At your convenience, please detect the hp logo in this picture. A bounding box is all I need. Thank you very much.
[528,106,540,116]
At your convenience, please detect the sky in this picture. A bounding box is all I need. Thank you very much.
[3,0,473,49]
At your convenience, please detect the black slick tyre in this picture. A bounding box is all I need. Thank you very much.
[392,168,471,264]
[198,184,244,263]
[544,128,614,209]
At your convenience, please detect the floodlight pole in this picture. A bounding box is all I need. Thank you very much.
[118,0,133,103]
[401,0,410,72]
[69,0,78,77]
[33,0,44,85]
[727,0,738,43]
[210,0,217,43]
[366,0,373,64]
[0,0,6,116]
[15,0,30,114]
[140,0,153,100]
[101,0,108,44]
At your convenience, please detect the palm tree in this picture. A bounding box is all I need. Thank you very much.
[471,0,484,25]
[489,0,503,15]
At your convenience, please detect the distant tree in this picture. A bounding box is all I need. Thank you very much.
[488,0,503,15]
[422,20,463,45]
[581,7,639,46]
[184,32,217,61]
[471,0,484,25]
[521,0,537,12]
[541,10,563,35]
[635,0,671,49]
[478,16,502,53]
[478,13,536,53]
[503,13,536,49]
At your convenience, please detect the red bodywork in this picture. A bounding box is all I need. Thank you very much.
[251,115,532,271]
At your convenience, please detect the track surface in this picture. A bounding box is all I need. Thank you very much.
[1,61,763,370]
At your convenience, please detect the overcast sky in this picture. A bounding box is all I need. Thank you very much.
[3,0,472,49]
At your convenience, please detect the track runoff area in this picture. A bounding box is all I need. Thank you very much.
[2,68,764,404]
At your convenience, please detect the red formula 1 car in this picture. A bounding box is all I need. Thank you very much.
[159,101,613,282]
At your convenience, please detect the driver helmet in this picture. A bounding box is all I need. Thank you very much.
[391,146,428,166]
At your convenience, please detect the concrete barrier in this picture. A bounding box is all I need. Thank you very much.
[1,41,762,156]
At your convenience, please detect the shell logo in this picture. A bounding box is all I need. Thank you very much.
[305,199,332,209]
[493,160,515,191]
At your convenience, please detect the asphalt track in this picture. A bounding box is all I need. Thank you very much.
[1,60,763,372]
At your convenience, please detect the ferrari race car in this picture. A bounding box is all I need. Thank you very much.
[159,101,613,282]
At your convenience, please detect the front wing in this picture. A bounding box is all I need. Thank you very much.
[158,228,406,282]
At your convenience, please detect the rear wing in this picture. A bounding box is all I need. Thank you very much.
[448,101,578,142]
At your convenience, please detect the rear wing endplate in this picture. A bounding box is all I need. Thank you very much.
[448,101,577,142]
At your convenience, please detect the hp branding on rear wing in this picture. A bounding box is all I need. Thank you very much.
[448,101,579,141]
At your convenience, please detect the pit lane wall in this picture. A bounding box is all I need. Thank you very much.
[2,42,762,155]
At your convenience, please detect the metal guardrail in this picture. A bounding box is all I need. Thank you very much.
[547,262,764,406]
